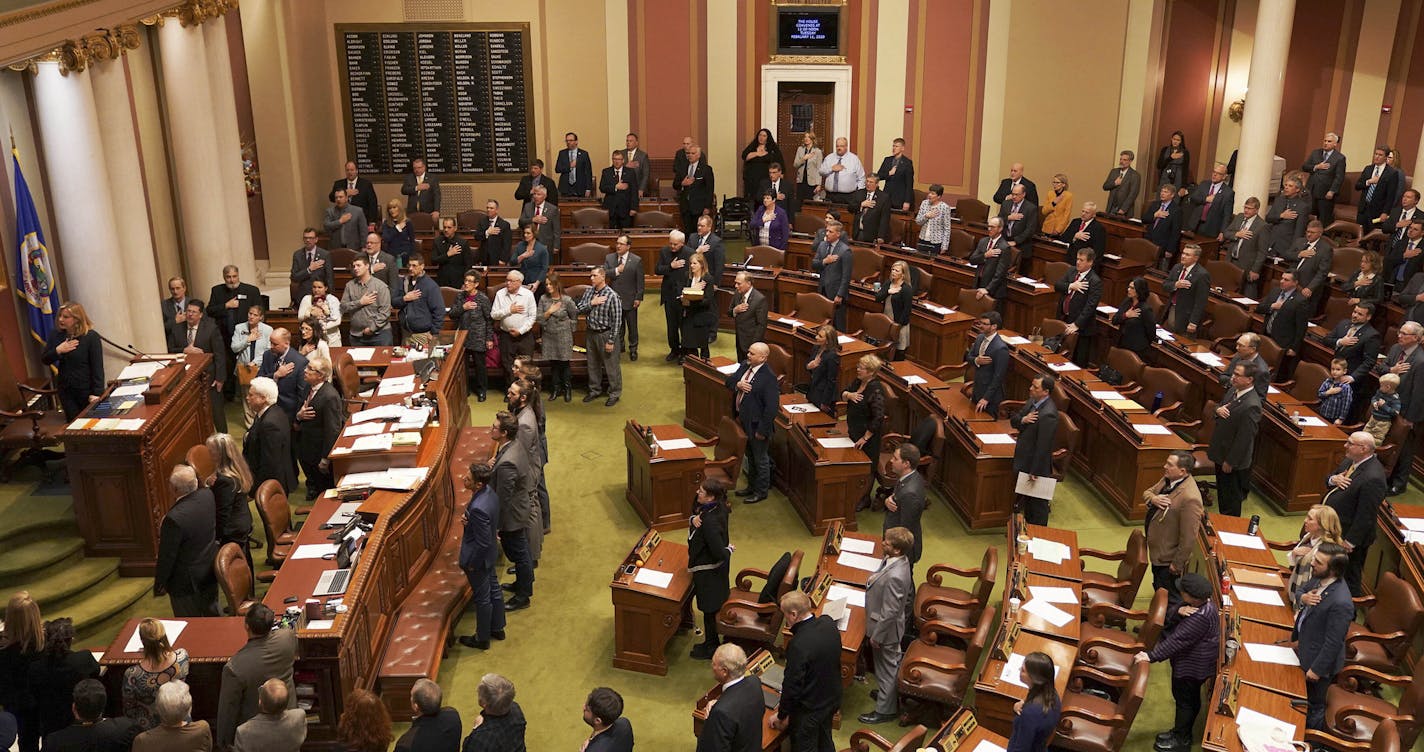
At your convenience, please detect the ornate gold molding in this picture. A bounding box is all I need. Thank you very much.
[163,0,237,28]
[10,0,236,73]
[769,54,847,65]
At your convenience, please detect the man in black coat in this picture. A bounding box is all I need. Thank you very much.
[207,265,262,401]
[1385,322,1424,494]
[991,162,1039,205]
[329,161,380,225]
[1323,432,1389,595]
[1266,176,1311,256]
[401,158,441,217]
[554,132,594,198]
[1283,221,1335,302]
[1386,218,1424,288]
[294,356,344,500]
[999,184,1039,271]
[1010,374,1059,525]
[1054,249,1102,364]
[513,160,559,211]
[679,144,715,234]
[1356,145,1402,228]
[243,377,297,495]
[875,138,916,211]
[1209,362,1263,516]
[691,215,728,285]
[605,236,646,359]
[883,444,927,564]
[1257,271,1311,359]
[970,219,1013,303]
[1324,304,1382,417]
[696,644,764,752]
[168,299,229,433]
[42,680,136,752]
[1160,245,1210,335]
[1385,189,1420,245]
[155,465,219,617]
[1184,162,1234,237]
[599,150,640,230]
[771,591,842,752]
[1142,184,1183,267]
[850,173,892,244]
[656,231,694,361]
[1057,203,1106,267]
[1221,198,1269,297]
[726,343,779,504]
[1302,132,1346,224]
[728,272,768,364]
[1293,543,1355,730]
[256,328,308,419]
[289,229,333,303]
[432,217,475,289]
[759,162,799,218]
[471,199,514,268]
[810,222,851,331]
[394,679,461,752]
[965,312,1010,416]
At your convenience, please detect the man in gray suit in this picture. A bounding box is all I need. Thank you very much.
[1266,175,1311,256]
[728,271,768,363]
[604,235,645,359]
[1209,362,1263,516]
[1221,197,1268,297]
[216,605,298,749]
[883,444,926,565]
[858,527,914,726]
[1282,221,1335,302]
[1102,150,1141,216]
[518,185,561,254]
[289,228,333,303]
[811,221,852,331]
[1302,132,1347,224]
[322,189,367,250]
[233,680,305,752]
[623,133,651,196]
[1218,333,1271,400]
[1010,374,1059,525]
[1385,323,1424,494]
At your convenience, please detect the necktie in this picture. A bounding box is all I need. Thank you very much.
[1172,267,1188,303]
[247,332,256,362]
[348,180,355,192]
[187,327,196,346]
[736,366,754,409]
[772,179,779,197]
[978,335,990,358]
[1062,274,1082,315]
[688,162,696,179]
[1400,210,1415,241]
[1269,292,1289,330]
[1201,184,1218,221]
[300,383,317,416]
[616,167,622,185]
[1367,166,1382,202]
[1233,218,1251,259]
[1155,202,1170,229]
[1401,243,1417,281]
[1009,203,1021,233]
[569,150,577,183]
[834,156,843,192]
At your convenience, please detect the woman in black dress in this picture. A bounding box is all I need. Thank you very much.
[1156,130,1191,191]
[678,252,717,361]
[843,354,887,510]
[805,325,841,415]
[40,302,104,420]
[687,477,731,660]
[26,618,99,740]
[876,261,915,361]
[740,128,783,199]
[1111,277,1157,357]
[205,432,255,569]
[1,592,44,752]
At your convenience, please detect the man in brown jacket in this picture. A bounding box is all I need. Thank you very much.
[1143,451,1204,594]
[215,605,299,749]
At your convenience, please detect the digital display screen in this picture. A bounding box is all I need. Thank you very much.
[777,9,840,55]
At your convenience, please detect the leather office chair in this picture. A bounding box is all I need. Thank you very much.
[874,416,943,506]
[329,247,358,270]
[744,245,785,267]
[790,293,835,327]
[854,313,900,357]
[948,229,974,259]
[214,542,256,616]
[456,210,482,231]
[634,210,677,228]
[1279,361,1329,406]
[409,212,436,234]
[1204,260,1244,294]
[1378,417,1412,476]
[1317,294,1354,329]
[1162,400,1220,504]
[1310,660,1424,751]
[1359,229,1389,254]
[185,444,215,485]
[1344,571,1424,674]
[691,415,747,488]
[838,725,929,752]
[1052,659,1149,752]
[1331,246,1365,279]
[896,605,995,726]
[1078,529,1149,614]
[1076,587,1168,679]
[952,198,989,225]
[954,288,995,318]
[1037,319,1078,361]
[851,247,885,284]
[567,242,610,266]
[1042,261,1073,287]
[1256,337,1284,371]
[253,479,298,581]
[572,207,610,229]
[1104,348,1146,392]
[715,550,803,650]
[1324,220,1364,247]
[793,213,826,235]
[1207,305,1254,347]
[1119,238,1160,268]
[914,546,997,630]
[1131,367,1189,420]
[766,344,794,394]
[1051,413,1082,480]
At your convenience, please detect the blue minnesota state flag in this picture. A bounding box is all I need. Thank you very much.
[12,145,58,344]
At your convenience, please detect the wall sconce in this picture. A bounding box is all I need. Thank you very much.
[1228,97,1245,124]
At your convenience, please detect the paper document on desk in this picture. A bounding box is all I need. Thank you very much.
[822,596,849,631]
[923,303,952,315]
[656,438,695,451]
[838,335,855,344]
[291,543,339,560]
[1096,305,1118,314]
[1235,706,1295,741]
[784,403,820,414]
[111,383,147,398]
[338,467,430,491]
[1000,652,1061,688]
[1244,642,1301,666]
[1015,473,1056,500]
[1030,585,1079,605]
[1047,362,1080,372]
[1131,423,1172,435]
[1091,390,1125,400]
[1218,531,1267,550]
[1021,599,1075,627]
[840,537,875,554]
[125,620,185,653]
[1002,336,1030,345]
[1267,385,1281,394]
[396,407,432,428]
[817,437,856,449]
[971,741,1007,752]
[351,434,393,452]
[1232,297,1259,306]
[377,376,417,396]
[327,502,364,526]
[716,363,740,375]
[1399,517,1424,531]
[1232,585,1285,606]
[1027,538,1070,564]
[118,361,169,381]
[836,551,882,572]
[1403,531,1424,544]
[352,404,403,424]
[632,568,673,589]
[826,584,867,608]
[1192,352,1226,367]
[975,433,1015,445]
[346,348,376,361]
[776,317,803,327]
[343,422,386,437]
[1294,415,1328,427]
[904,375,927,385]
[1106,399,1142,411]
[1156,327,1176,341]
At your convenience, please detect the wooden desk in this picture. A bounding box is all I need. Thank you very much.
[925,709,1011,752]
[1253,402,1347,513]
[1013,573,1082,642]
[935,416,1017,529]
[609,536,694,675]
[1019,524,1082,582]
[1205,514,1288,571]
[99,617,249,721]
[906,302,974,371]
[879,361,950,436]
[64,354,215,576]
[782,423,870,534]
[1200,681,1308,752]
[692,649,786,751]
[1235,620,1305,698]
[781,585,868,685]
[682,356,737,438]
[972,632,1077,738]
[1362,502,1424,668]
[771,394,838,495]
[624,422,706,531]
[817,528,885,587]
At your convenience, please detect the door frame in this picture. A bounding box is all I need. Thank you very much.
[761,64,852,143]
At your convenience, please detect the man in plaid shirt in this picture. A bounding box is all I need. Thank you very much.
[578,266,623,406]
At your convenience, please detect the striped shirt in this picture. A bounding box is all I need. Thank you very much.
[577,284,622,344]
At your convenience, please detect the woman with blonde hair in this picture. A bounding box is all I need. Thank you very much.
[380,198,414,266]
[678,251,717,361]
[206,432,255,574]
[1039,174,1074,236]
[793,132,823,202]
[805,324,840,415]
[844,354,888,509]
[1,591,44,752]
[1287,504,1344,605]
[876,261,914,361]
[121,618,190,730]
[41,301,104,420]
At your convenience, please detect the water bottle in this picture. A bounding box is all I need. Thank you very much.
[1246,514,1260,536]
[1151,391,1164,412]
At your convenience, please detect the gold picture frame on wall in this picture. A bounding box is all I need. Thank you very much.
[769,0,847,65]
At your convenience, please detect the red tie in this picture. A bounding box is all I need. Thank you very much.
[1172,267,1187,303]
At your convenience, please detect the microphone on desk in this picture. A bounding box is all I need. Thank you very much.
[95,332,142,359]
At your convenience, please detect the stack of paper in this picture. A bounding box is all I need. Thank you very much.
[117,361,169,381]
[1096,305,1119,314]
[1027,538,1070,564]
[343,422,386,437]
[338,467,431,491]
[347,348,376,361]
[1029,585,1079,604]
[817,436,856,449]
[1048,362,1081,372]
[837,335,855,344]
[352,404,403,424]
[922,303,952,315]
[633,568,673,588]
[111,383,148,398]
[396,406,432,429]
[1192,352,1226,367]
[1002,336,1030,345]
[391,432,422,447]
[1232,585,1285,606]
[826,584,866,608]
[1217,531,1266,550]
[784,403,820,413]
[377,375,417,396]
[840,537,875,554]
[1243,643,1300,666]
[1156,327,1176,341]
[1131,423,1172,435]
[777,317,803,328]
[351,434,393,452]
[1091,390,1126,400]
[291,543,339,560]
[975,433,1016,445]
[716,363,740,375]
[1021,599,1075,627]
[1295,415,1328,427]
[1235,706,1295,741]
[656,438,696,451]
[836,551,881,572]
[1231,297,1259,306]
[904,375,927,385]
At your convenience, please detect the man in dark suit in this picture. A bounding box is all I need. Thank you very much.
[875,138,916,211]
[518,185,561,254]
[168,300,228,432]
[1185,162,1234,237]
[1054,249,1103,363]
[1283,221,1334,302]
[1385,322,1424,494]
[243,377,297,495]
[657,230,694,361]
[1356,145,1402,228]
[965,312,1010,416]
[728,272,767,363]
[1160,245,1210,336]
[692,215,728,284]
[771,591,843,751]
[401,157,440,217]
[394,680,461,752]
[1385,218,1424,287]
[1394,270,1424,324]
[162,276,190,330]
[1218,333,1271,400]
[883,444,926,564]
[457,462,505,650]
[725,343,779,504]
[1208,362,1263,516]
[289,228,332,303]
[294,355,343,500]
[678,144,715,234]
[1292,543,1355,730]
[999,183,1039,272]
[513,159,559,211]
[1265,175,1311,256]
[623,133,651,196]
[605,236,645,359]
[759,162,799,218]
[1057,203,1106,266]
[216,605,299,749]
[208,265,262,399]
[1142,184,1183,267]
[599,150,640,230]
[431,217,474,289]
[811,221,851,331]
[1385,188,1420,245]
[673,136,697,184]
[696,644,764,752]
[43,680,136,752]
[1323,303,1382,397]
[555,132,594,197]
[154,465,219,617]
[256,329,308,419]
[970,219,1013,303]
[1257,271,1311,359]
[471,200,513,269]
[1221,197,1268,297]
[1323,432,1389,595]
[991,162,1039,205]
[329,161,379,225]
[1010,374,1059,525]
[323,189,367,251]
[858,526,914,726]
[1102,150,1141,216]
[851,173,892,244]
[1302,132,1347,224]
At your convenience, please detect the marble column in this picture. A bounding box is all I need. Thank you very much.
[202,15,257,283]
[32,63,138,379]
[1413,126,1424,195]
[157,19,232,292]
[1234,0,1296,211]
[90,58,166,353]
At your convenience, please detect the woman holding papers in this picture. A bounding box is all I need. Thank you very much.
[875,262,914,361]
[1007,651,1060,752]
[687,477,732,660]
[1286,505,1344,606]
[1134,573,1218,752]
[41,302,104,420]
[678,252,717,361]
[205,433,254,574]
[1110,277,1156,357]
[843,354,888,511]
[806,325,841,415]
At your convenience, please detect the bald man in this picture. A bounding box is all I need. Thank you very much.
[1323,431,1387,595]
[992,162,1039,205]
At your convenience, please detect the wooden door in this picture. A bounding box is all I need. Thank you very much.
[776,82,834,162]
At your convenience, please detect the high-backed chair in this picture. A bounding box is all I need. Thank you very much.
[1359,229,1389,254]
[1037,319,1079,361]
[766,344,794,394]
[409,212,436,234]
[1078,529,1149,612]
[855,313,900,355]
[1052,413,1082,480]
[634,210,677,228]
[329,247,359,269]
[0,338,66,480]
[1104,348,1146,392]
[1052,659,1150,752]
[955,288,995,317]
[953,198,989,225]
[851,247,885,284]
[1280,361,1329,405]
[896,606,995,725]
[567,242,610,266]
[1162,400,1220,504]
[1324,220,1364,247]
[790,293,835,327]
[1132,367,1190,419]
[1311,659,1424,751]
[185,444,215,485]
[873,415,940,505]
[745,245,785,267]
[1206,303,1253,345]
[715,550,803,650]
[571,207,610,229]
[1378,416,1413,476]
[914,546,997,630]
[253,480,298,581]
[837,725,930,752]
[691,415,747,488]
[793,213,826,235]
[1204,259,1244,293]
[1344,571,1424,674]
[214,542,256,616]
[1119,238,1161,268]
[1331,246,1365,278]
[1042,261,1072,286]
[948,229,974,259]
[456,209,482,231]
[1076,587,1169,679]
